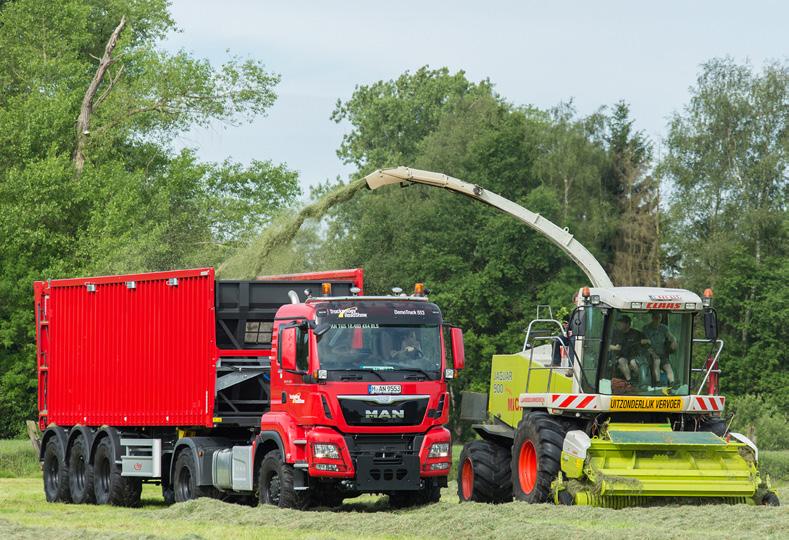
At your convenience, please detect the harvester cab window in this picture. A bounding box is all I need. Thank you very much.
[599,310,692,395]
[579,306,605,393]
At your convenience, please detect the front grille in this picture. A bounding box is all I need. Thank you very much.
[338,397,429,426]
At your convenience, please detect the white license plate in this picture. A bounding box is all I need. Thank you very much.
[368,384,401,395]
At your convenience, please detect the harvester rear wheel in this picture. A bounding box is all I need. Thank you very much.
[457,440,512,503]
[511,411,566,503]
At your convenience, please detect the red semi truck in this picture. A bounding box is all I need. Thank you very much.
[35,267,464,508]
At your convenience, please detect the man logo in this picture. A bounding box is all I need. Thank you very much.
[365,409,405,420]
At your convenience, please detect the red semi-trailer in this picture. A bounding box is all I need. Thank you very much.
[35,267,464,508]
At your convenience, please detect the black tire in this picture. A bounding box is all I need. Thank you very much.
[68,436,95,504]
[43,437,71,503]
[162,484,176,505]
[511,411,567,503]
[389,482,441,508]
[457,440,512,503]
[698,416,727,438]
[761,492,780,506]
[257,450,310,509]
[172,449,215,503]
[93,437,142,507]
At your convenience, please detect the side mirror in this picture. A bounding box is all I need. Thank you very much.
[450,327,465,370]
[569,308,585,337]
[279,326,298,371]
[703,310,718,341]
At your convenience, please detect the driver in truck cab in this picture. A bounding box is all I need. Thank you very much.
[391,329,423,361]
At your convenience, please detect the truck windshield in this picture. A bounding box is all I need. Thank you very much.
[316,324,442,380]
[593,309,692,396]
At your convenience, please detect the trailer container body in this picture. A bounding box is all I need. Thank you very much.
[35,267,462,509]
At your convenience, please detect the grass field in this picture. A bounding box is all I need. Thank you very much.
[1,440,787,539]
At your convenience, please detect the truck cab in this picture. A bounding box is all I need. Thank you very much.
[256,289,464,506]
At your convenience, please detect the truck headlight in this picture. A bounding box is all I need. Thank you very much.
[313,443,340,459]
[428,442,449,458]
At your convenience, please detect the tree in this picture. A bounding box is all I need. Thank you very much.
[661,58,788,406]
[0,0,299,436]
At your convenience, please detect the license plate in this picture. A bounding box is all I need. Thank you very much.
[368,384,401,395]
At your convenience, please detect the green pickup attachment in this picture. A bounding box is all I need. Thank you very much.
[554,423,775,507]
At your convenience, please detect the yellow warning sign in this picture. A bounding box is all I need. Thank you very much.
[610,396,683,411]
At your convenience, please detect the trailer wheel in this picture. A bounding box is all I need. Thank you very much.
[93,437,142,507]
[68,436,95,504]
[43,437,71,503]
[457,440,512,503]
[511,411,566,503]
[258,450,310,509]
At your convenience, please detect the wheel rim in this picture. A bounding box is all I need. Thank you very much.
[177,465,192,500]
[461,458,474,500]
[97,454,110,495]
[518,440,537,494]
[45,454,59,494]
[267,471,281,505]
[74,455,85,492]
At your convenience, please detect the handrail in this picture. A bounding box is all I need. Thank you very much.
[693,338,724,395]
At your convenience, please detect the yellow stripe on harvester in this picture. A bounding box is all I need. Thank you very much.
[610,396,683,411]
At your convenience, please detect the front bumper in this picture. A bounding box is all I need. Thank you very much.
[304,427,451,491]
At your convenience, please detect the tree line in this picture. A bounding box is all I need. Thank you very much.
[0,0,786,439]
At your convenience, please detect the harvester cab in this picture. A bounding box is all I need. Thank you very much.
[365,166,780,508]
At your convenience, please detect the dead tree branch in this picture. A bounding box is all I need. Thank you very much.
[74,16,126,175]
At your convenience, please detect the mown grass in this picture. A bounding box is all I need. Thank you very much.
[1,440,786,539]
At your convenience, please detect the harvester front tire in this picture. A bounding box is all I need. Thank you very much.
[68,436,95,504]
[698,416,727,438]
[511,411,566,503]
[457,440,512,503]
[761,492,780,506]
[93,437,142,507]
[43,437,71,503]
[258,450,310,509]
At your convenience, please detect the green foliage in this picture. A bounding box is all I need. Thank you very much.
[728,395,789,451]
[761,451,789,482]
[662,58,789,407]
[0,0,299,437]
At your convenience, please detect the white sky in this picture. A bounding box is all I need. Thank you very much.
[162,0,786,190]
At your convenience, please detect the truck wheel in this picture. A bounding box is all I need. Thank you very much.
[68,436,95,504]
[258,450,310,509]
[457,440,512,503]
[172,449,214,503]
[389,482,441,508]
[43,437,71,503]
[93,437,142,507]
[511,411,566,503]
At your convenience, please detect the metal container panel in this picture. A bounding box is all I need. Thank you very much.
[36,268,216,428]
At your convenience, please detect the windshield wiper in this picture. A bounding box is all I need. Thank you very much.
[329,368,384,381]
[390,368,436,380]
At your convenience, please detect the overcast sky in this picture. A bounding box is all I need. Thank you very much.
[162,1,786,190]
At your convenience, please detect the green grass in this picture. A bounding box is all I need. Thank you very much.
[0,439,39,478]
[1,441,787,539]
[0,477,786,540]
